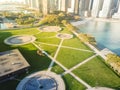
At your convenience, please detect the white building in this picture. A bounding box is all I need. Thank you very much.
[99,0,114,18]
[112,0,120,19]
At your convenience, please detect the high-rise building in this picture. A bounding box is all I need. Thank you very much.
[91,0,104,17]
[74,0,80,14]
[58,0,67,12]
[112,0,120,19]
[67,0,75,13]
[99,0,114,18]
[42,0,49,15]
[49,0,58,12]
[24,0,120,18]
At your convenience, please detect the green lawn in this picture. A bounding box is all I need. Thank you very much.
[35,43,58,57]
[16,44,51,72]
[63,38,92,50]
[73,56,120,89]
[36,37,61,44]
[63,74,86,90]
[1,28,39,35]
[51,63,65,74]
[57,48,94,68]
[0,29,52,89]
[0,80,19,90]
[0,27,120,90]
[34,31,61,45]
[34,32,57,38]
[59,27,72,34]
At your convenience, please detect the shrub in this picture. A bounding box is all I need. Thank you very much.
[78,33,96,44]
[106,54,120,75]
[39,14,61,25]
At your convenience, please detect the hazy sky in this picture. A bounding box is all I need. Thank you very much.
[0,0,24,2]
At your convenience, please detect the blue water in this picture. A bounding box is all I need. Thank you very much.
[78,21,120,56]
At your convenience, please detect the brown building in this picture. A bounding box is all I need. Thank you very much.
[0,49,30,83]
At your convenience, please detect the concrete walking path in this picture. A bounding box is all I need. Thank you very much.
[61,54,98,76]
[48,39,64,71]
[32,42,92,89]
[62,45,94,53]
[35,41,94,53]
[37,36,56,39]
[69,72,92,89]
[72,31,106,60]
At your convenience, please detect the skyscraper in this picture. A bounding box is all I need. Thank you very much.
[99,0,114,18]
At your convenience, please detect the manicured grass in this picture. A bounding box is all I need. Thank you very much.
[51,63,65,74]
[36,37,61,45]
[35,43,58,57]
[34,32,57,38]
[73,56,120,89]
[34,31,61,45]
[0,30,51,89]
[0,43,51,89]
[57,48,94,68]
[59,27,72,34]
[63,38,92,50]
[63,74,86,90]
[1,28,39,35]
[0,80,19,90]
[0,27,120,90]
[16,44,51,72]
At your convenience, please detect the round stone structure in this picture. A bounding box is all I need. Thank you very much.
[56,33,73,39]
[4,35,36,45]
[16,71,65,90]
[39,26,61,32]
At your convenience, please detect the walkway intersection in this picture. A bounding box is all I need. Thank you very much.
[30,28,112,89]
[32,34,98,89]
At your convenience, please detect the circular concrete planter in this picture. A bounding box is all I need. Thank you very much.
[39,26,62,32]
[16,71,65,90]
[4,35,36,45]
[56,33,73,39]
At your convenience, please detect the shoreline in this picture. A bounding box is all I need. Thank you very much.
[70,19,116,58]
[71,17,120,27]
[93,18,120,23]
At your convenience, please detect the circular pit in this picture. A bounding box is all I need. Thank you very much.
[4,35,36,45]
[56,33,73,39]
[16,71,65,90]
[39,26,61,32]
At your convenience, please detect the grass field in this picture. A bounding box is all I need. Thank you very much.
[73,56,120,89]
[57,48,94,68]
[0,27,120,90]
[63,74,86,90]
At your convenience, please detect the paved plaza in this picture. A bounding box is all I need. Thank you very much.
[16,71,65,90]
[4,35,36,45]
[39,26,61,32]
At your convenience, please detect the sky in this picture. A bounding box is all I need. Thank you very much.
[0,0,24,3]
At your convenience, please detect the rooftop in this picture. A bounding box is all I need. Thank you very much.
[0,49,30,77]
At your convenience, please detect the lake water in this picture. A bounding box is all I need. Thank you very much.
[78,21,120,56]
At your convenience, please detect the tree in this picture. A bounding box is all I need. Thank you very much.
[78,33,96,44]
